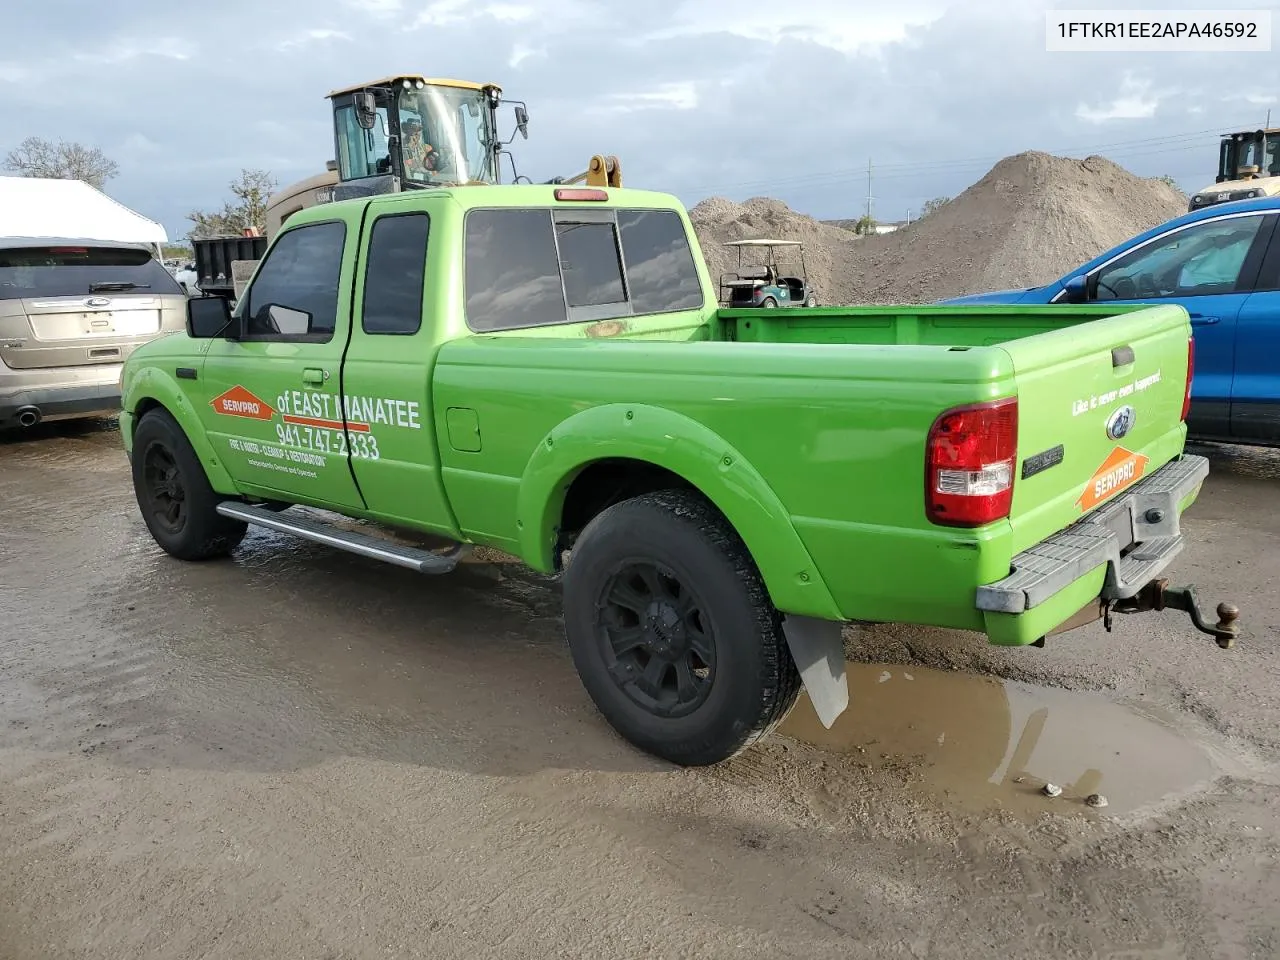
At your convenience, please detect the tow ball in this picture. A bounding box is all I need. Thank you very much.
[1109,578,1241,649]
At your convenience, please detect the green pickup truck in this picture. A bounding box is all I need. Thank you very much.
[118,183,1239,766]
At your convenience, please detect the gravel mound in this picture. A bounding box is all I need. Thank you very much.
[689,151,1190,305]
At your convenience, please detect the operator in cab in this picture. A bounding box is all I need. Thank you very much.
[401,116,441,181]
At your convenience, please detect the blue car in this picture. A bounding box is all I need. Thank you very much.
[942,195,1280,447]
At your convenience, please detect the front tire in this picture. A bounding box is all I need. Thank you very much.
[761,297,778,308]
[562,489,801,766]
[131,407,247,561]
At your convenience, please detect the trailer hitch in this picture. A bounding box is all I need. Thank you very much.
[1110,578,1241,648]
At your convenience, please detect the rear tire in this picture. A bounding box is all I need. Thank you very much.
[131,407,247,561]
[761,297,778,308]
[561,489,801,766]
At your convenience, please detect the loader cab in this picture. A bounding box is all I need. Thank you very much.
[1188,129,1280,212]
[1217,129,1280,183]
[328,75,509,202]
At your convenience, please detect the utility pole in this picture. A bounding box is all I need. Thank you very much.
[864,158,874,222]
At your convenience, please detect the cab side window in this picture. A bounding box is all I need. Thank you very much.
[334,103,391,181]
[1091,214,1266,301]
[362,213,429,335]
[464,209,567,332]
[617,209,704,313]
[242,221,346,342]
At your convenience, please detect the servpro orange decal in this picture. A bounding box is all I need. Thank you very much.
[210,385,276,421]
[1077,446,1150,511]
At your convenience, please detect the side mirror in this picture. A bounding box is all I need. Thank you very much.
[515,105,529,140]
[1062,275,1088,304]
[354,91,377,130]
[266,304,312,336]
[186,295,232,338]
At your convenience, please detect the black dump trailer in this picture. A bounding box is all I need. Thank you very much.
[191,235,268,299]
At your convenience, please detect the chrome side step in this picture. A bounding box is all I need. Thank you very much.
[215,502,464,575]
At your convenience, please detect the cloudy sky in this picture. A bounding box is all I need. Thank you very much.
[3,0,1278,242]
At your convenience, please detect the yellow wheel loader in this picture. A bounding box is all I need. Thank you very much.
[192,74,622,300]
[1187,127,1280,212]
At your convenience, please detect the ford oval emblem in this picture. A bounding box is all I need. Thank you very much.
[85,296,111,307]
[1106,404,1136,440]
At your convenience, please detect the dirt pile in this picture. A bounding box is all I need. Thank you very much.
[688,151,1190,305]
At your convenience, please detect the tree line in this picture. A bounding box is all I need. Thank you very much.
[3,136,276,240]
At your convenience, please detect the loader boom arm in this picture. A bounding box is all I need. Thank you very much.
[548,154,623,188]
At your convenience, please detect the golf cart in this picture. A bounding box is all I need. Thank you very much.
[718,239,818,308]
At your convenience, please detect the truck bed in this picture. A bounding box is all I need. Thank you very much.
[436,301,1194,636]
[716,303,1157,346]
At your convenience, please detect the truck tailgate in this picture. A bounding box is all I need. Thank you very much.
[1001,302,1193,555]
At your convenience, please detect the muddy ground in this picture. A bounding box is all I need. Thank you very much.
[2,419,1279,960]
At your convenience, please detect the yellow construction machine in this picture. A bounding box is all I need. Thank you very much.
[1187,126,1280,212]
[193,74,622,298]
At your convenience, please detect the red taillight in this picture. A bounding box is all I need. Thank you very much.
[554,187,608,201]
[1181,335,1195,422]
[925,397,1018,528]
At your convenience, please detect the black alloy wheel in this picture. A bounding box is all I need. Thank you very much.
[561,489,802,766]
[141,441,187,535]
[130,407,247,561]
[597,559,716,719]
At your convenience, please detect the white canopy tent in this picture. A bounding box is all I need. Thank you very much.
[0,176,168,258]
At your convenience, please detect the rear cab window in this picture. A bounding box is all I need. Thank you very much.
[0,245,183,300]
[463,205,704,332]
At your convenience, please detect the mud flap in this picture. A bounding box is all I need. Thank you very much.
[781,614,849,728]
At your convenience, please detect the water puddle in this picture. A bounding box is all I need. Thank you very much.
[778,663,1222,817]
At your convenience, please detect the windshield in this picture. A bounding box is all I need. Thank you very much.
[1240,136,1265,171]
[0,246,182,300]
[396,85,494,185]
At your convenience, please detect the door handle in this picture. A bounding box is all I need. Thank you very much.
[302,367,328,385]
[1189,315,1220,326]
